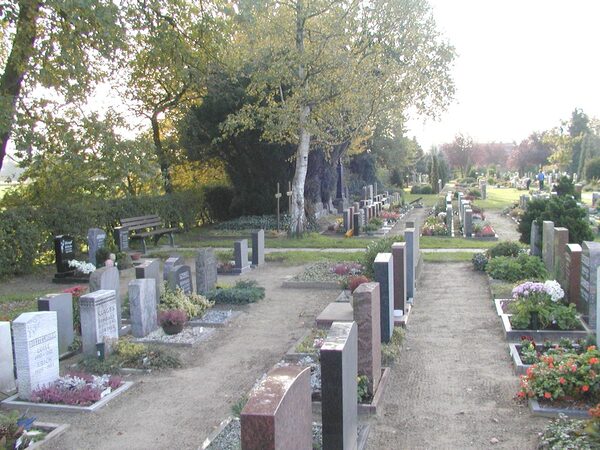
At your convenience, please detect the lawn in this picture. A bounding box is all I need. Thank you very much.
[402,191,441,207]
[422,252,479,263]
[0,290,55,321]
[420,236,498,249]
[471,187,523,210]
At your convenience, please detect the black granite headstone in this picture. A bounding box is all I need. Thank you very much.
[54,235,75,273]
[113,226,129,252]
[167,265,193,295]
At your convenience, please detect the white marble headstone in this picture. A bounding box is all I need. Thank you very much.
[0,322,16,393]
[79,290,119,355]
[12,312,59,400]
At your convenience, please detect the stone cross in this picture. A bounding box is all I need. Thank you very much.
[275,182,283,231]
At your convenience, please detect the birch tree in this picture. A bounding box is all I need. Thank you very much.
[224,0,455,234]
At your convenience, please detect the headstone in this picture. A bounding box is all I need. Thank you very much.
[240,365,312,450]
[79,290,119,355]
[87,228,107,264]
[593,192,600,208]
[113,226,129,252]
[445,206,453,233]
[167,264,193,294]
[90,266,122,329]
[581,241,600,328]
[542,221,555,273]
[391,242,407,312]
[353,213,361,237]
[234,239,251,274]
[251,229,265,266]
[163,255,185,280]
[374,253,394,343]
[0,322,16,393]
[553,227,569,283]
[348,207,354,231]
[128,278,158,338]
[195,248,218,294]
[368,184,374,200]
[54,235,75,274]
[566,244,583,314]
[531,220,542,257]
[12,312,59,400]
[464,208,473,237]
[352,282,382,395]
[135,258,161,300]
[597,267,600,346]
[405,228,416,301]
[321,321,358,450]
[37,293,74,355]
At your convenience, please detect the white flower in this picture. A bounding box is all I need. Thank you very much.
[543,280,564,302]
[68,259,96,275]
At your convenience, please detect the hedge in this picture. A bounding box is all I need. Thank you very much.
[0,186,229,277]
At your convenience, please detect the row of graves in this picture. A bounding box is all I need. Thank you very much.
[495,219,600,417]
[0,228,267,428]
[203,223,422,449]
[341,183,404,238]
[441,190,497,239]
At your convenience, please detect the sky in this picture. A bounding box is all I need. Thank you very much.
[405,0,600,150]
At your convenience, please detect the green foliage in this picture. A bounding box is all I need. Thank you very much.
[215,215,291,231]
[586,157,600,180]
[382,328,405,366]
[389,168,403,187]
[553,176,578,198]
[207,280,265,305]
[485,255,548,282]
[0,207,45,277]
[295,329,327,354]
[539,415,600,450]
[231,393,249,418]
[203,184,235,222]
[509,299,579,331]
[518,196,594,245]
[360,237,403,279]
[486,241,522,259]
[357,375,371,403]
[471,253,488,271]
[0,410,40,449]
[159,285,213,319]
[410,184,433,194]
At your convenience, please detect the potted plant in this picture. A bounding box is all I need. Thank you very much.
[158,309,187,335]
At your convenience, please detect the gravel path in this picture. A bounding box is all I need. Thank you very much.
[366,262,547,450]
[486,210,521,242]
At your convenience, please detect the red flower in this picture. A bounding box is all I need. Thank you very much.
[517,391,526,398]
[588,346,597,351]
[582,385,590,392]
[589,357,599,365]
[544,392,552,399]
[571,364,578,372]
[559,377,566,385]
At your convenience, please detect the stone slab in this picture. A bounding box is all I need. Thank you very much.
[79,290,119,355]
[316,303,354,329]
[90,266,122,332]
[565,244,582,313]
[128,278,158,338]
[542,221,555,273]
[37,293,74,356]
[352,283,381,395]
[373,253,394,343]
[251,230,265,266]
[391,243,406,312]
[135,259,161,300]
[196,248,218,294]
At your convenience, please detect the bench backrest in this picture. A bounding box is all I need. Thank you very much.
[121,215,163,231]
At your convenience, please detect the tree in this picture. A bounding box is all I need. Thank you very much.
[577,132,600,177]
[223,0,455,234]
[440,133,473,178]
[568,108,589,173]
[0,0,124,171]
[508,133,551,175]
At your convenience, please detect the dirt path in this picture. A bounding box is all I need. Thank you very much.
[366,262,547,450]
[38,264,339,450]
[486,210,521,242]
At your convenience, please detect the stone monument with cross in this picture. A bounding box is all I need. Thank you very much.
[275,182,283,231]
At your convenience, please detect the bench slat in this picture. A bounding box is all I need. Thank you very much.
[131,227,179,238]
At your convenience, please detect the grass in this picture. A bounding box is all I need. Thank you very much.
[470,187,523,210]
[420,236,497,249]
[402,191,441,207]
[422,252,479,263]
[0,290,55,321]
[265,250,364,265]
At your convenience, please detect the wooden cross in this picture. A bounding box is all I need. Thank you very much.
[287,182,293,213]
[275,182,282,230]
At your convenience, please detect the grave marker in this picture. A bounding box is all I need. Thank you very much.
[167,265,193,294]
[54,235,75,274]
[0,322,16,393]
[135,258,161,300]
[163,255,185,280]
[79,290,119,355]
[542,221,555,273]
[12,312,59,400]
[251,229,265,267]
[37,293,74,355]
[196,248,218,294]
[128,278,158,338]
[553,227,569,283]
[566,244,583,314]
[352,282,381,395]
[581,241,600,328]
[90,266,122,329]
[353,213,361,237]
[234,239,251,274]
[113,226,129,252]
[405,228,416,302]
[464,208,473,237]
[391,242,407,313]
[374,253,394,343]
[530,221,542,257]
[240,365,312,450]
[87,228,107,264]
[321,321,357,450]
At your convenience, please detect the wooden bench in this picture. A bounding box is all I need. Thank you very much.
[120,215,179,254]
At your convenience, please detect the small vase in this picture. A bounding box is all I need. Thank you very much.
[162,323,184,335]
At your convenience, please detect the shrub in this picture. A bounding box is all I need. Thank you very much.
[158,309,188,326]
[487,241,522,259]
[31,372,122,406]
[382,327,405,366]
[586,157,600,181]
[0,411,37,449]
[410,184,433,194]
[203,184,235,222]
[159,286,213,318]
[357,375,371,402]
[360,237,402,279]
[485,254,548,282]
[539,412,600,450]
[467,188,481,198]
[207,280,265,304]
[0,206,46,277]
[348,275,369,293]
[471,253,488,271]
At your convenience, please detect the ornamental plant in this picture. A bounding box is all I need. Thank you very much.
[509,280,579,330]
[30,372,122,406]
[348,275,369,293]
[517,346,600,402]
[159,285,213,318]
[158,309,187,327]
[471,253,488,271]
[485,254,548,282]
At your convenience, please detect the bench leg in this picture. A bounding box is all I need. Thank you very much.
[168,232,175,247]
[141,239,147,254]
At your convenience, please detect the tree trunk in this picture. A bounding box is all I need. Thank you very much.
[291,105,311,234]
[150,112,172,194]
[0,0,41,171]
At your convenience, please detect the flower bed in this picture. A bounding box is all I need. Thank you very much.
[421,215,448,236]
[283,262,363,289]
[517,344,600,417]
[0,411,71,450]
[538,407,600,447]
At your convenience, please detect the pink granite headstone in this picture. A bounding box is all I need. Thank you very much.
[566,244,583,314]
[352,282,382,395]
[240,365,312,450]
[553,227,569,284]
[391,242,407,312]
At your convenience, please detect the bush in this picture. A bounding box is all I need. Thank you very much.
[348,275,369,292]
[159,285,213,318]
[586,157,600,181]
[485,254,548,282]
[360,237,402,279]
[203,184,235,222]
[0,206,46,277]
[471,253,488,271]
[410,184,433,194]
[518,196,593,245]
[467,188,481,198]
[486,241,522,259]
[207,280,265,304]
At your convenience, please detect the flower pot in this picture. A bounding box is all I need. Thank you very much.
[162,323,184,335]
